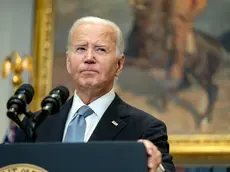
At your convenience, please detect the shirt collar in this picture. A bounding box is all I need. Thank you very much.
[70,88,115,119]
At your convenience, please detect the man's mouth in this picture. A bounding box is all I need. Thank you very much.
[81,69,98,73]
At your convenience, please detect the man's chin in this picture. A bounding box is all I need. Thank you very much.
[78,81,97,89]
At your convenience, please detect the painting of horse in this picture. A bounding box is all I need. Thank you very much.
[52,0,230,134]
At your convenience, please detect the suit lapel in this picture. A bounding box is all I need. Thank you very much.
[89,94,129,141]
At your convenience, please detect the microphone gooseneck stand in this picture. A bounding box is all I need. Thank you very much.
[6,85,70,143]
[23,111,37,143]
[23,110,51,143]
[7,109,47,143]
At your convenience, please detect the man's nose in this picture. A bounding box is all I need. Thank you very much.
[84,49,95,63]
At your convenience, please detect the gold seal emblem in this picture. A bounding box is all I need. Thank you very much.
[0,163,48,172]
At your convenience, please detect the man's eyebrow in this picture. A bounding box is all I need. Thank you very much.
[93,42,109,47]
[94,44,108,47]
[74,42,87,46]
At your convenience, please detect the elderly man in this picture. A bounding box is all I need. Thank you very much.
[15,16,175,172]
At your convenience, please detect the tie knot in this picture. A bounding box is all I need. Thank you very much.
[77,105,93,118]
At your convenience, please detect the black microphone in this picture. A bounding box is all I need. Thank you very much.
[6,83,34,129]
[33,86,69,129]
[41,86,69,115]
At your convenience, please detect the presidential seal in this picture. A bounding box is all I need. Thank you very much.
[0,163,48,172]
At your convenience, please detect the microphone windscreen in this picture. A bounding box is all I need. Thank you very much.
[15,84,34,103]
[51,86,69,104]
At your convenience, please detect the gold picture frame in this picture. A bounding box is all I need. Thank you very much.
[31,0,230,165]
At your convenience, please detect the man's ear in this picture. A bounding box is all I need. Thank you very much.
[66,52,71,74]
[115,55,125,77]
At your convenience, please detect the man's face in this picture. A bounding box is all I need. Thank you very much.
[66,22,124,91]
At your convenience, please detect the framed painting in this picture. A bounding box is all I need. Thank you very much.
[31,0,230,165]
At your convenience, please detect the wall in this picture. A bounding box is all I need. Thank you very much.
[0,0,34,140]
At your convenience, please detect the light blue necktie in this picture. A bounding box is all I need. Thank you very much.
[63,105,93,142]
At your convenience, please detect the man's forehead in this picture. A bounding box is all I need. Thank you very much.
[71,23,117,43]
[73,23,115,35]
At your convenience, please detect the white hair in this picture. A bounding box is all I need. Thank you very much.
[67,16,125,59]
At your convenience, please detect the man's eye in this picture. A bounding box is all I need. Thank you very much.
[96,48,106,53]
[76,47,86,52]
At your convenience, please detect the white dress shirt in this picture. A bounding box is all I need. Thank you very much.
[62,88,115,142]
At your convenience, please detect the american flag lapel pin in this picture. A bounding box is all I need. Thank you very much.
[112,120,118,126]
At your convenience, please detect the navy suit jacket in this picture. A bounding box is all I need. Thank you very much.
[15,94,175,171]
